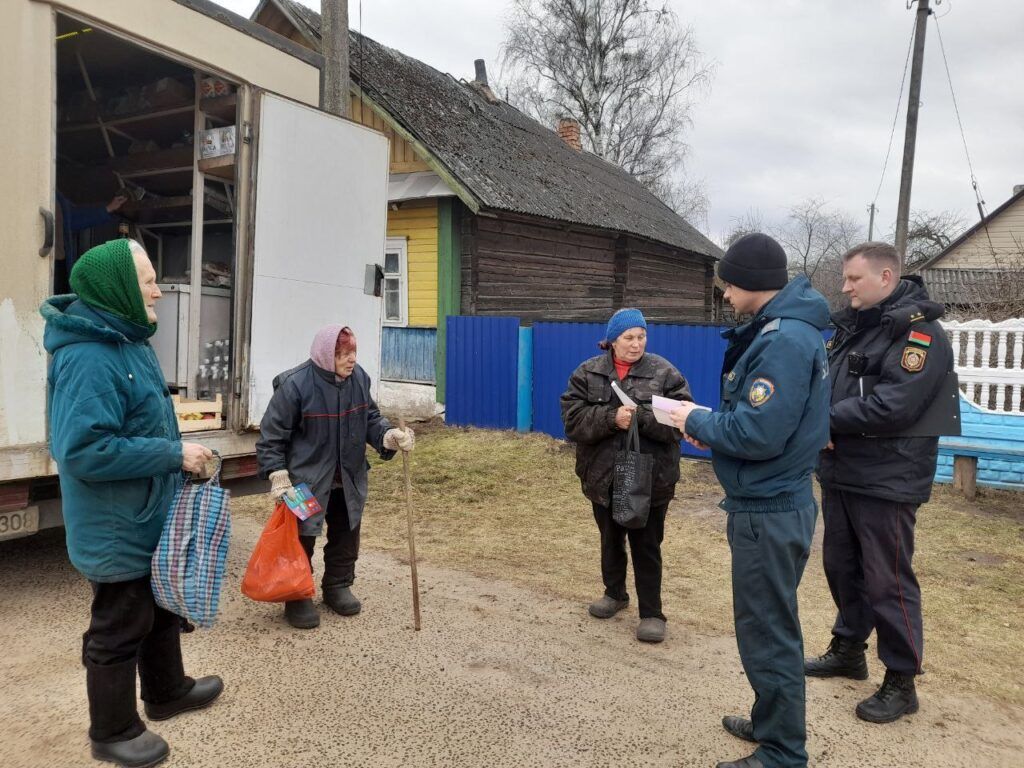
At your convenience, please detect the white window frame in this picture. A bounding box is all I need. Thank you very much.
[383,236,408,327]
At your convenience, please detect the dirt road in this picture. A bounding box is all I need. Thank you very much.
[1,512,1020,768]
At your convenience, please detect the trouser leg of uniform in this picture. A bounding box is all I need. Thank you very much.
[822,487,874,643]
[730,503,817,768]
[322,487,361,589]
[85,577,153,742]
[848,492,923,674]
[625,503,668,620]
[591,502,629,602]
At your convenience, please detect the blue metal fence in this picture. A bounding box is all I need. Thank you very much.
[445,316,520,429]
[381,327,437,383]
[532,322,730,456]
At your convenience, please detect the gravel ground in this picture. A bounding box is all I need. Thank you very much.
[1,513,1021,768]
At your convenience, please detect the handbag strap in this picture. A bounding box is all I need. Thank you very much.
[627,410,641,452]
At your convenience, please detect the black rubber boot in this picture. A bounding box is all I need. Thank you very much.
[144,676,224,721]
[323,585,362,616]
[87,657,167,767]
[284,599,320,629]
[91,732,169,768]
[804,636,869,680]
[138,618,192,709]
[856,669,919,723]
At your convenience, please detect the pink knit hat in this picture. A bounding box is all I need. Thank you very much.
[310,324,344,372]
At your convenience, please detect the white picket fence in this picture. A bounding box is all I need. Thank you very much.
[943,319,1024,413]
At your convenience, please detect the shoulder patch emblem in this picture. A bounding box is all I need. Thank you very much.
[761,318,781,335]
[748,377,775,407]
[901,346,927,373]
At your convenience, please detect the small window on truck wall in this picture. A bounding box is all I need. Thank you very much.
[383,237,408,327]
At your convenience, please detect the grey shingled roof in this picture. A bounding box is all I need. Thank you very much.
[920,268,1009,306]
[269,0,721,259]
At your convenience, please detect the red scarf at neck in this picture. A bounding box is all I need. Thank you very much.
[613,355,634,382]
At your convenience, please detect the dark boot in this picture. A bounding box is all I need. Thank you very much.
[284,599,320,629]
[86,657,146,744]
[722,715,757,743]
[804,635,869,679]
[715,755,763,768]
[323,585,362,616]
[588,595,629,619]
[856,669,919,723]
[91,731,169,768]
[144,676,224,721]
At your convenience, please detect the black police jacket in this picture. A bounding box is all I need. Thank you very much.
[816,276,953,504]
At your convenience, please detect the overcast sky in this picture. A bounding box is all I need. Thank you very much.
[216,0,1023,245]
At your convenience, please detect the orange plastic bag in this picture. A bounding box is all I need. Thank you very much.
[241,502,314,602]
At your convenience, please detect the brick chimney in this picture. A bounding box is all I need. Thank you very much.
[557,117,582,151]
[469,58,500,104]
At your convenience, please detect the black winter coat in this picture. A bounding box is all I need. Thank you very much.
[561,352,691,508]
[256,361,395,536]
[816,276,953,504]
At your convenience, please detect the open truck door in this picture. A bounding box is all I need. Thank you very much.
[1,2,53,465]
[245,93,389,428]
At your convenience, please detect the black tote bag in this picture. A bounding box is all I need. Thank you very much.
[612,412,653,529]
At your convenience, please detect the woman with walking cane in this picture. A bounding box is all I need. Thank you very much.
[560,308,692,644]
[256,324,415,629]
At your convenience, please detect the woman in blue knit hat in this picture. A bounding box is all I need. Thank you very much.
[560,308,692,643]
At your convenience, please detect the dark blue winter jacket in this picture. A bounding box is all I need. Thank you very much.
[42,296,183,582]
[686,275,831,512]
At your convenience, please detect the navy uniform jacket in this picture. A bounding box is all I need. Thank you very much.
[687,276,831,512]
[817,276,952,504]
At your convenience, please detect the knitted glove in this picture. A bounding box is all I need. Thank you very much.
[383,427,415,452]
[269,469,295,502]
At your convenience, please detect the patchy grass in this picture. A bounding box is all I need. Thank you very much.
[235,423,1024,706]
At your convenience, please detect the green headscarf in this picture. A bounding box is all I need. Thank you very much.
[70,239,154,330]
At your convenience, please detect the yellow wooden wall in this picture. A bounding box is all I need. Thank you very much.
[388,199,438,327]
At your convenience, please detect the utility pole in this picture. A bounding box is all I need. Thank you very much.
[320,0,350,118]
[894,0,931,267]
[867,202,877,240]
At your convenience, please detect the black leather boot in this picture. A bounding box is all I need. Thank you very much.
[804,636,869,679]
[856,669,919,723]
[715,754,763,768]
[722,715,757,743]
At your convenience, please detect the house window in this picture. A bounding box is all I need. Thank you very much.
[383,237,408,326]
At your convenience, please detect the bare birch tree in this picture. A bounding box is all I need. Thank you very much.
[500,0,713,222]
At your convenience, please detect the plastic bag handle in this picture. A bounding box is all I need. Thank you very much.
[627,410,641,452]
[183,450,223,486]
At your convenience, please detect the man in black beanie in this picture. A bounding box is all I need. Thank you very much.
[671,233,831,768]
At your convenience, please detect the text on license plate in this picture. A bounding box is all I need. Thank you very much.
[0,508,39,541]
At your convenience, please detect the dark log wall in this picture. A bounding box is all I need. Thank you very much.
[461,212,713,323]
[621,237,713,323]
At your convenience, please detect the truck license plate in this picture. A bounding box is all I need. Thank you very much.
[0,508,39,541]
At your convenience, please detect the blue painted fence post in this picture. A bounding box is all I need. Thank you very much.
[517,326,534,432]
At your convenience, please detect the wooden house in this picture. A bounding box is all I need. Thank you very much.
[918,186,1024,318]
[253,0,722,403]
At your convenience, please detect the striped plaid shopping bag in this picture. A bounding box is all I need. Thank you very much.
[151,453,232,628]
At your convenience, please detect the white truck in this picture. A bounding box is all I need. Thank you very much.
[0,0,389,540]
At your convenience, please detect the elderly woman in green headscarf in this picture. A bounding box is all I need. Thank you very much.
[41,239,222,768]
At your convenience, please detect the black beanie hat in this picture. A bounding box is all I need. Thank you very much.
[717,233,789,291]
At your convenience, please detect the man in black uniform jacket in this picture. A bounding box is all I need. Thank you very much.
[808,242,953,723]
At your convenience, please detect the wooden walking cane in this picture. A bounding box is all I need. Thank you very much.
[399,419,422,630]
